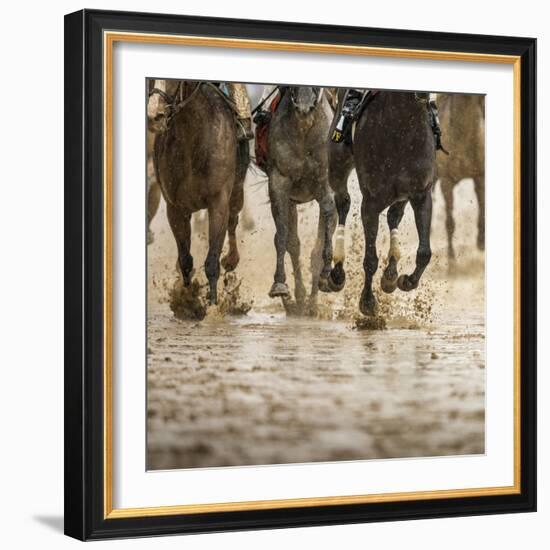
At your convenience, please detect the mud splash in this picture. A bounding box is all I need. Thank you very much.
[169,272,253,321]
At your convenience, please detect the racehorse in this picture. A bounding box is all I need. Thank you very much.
[436,93,485,262]
[147,79,249,304]
[147,128,161,244]
[146,79,161,245]
[328,90,436,316]
[266,86,336,314]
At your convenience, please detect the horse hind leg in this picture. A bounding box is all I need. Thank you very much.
[308,198,336,314]
[147,164,161,245]
[166,204,193,286]
[397,187,433,292]
[285,202,306,314]
[359,197,380,317]
[328,183,351,292]
[221,179,244,272]
[440,177,456,265]
[381,200,407,294]
[205,192,230,305]
[316,191,337,293]
[474,175,485,251]
[268,171,291,300]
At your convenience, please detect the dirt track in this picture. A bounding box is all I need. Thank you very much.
[147,170,485,470]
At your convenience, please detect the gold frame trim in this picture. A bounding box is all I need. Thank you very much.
[103,31,522,520]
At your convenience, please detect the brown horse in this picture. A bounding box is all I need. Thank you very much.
[436,93,485,261]
[147,79,249,304]
[146,128,161,244]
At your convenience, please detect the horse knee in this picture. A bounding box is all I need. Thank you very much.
[319,193,336,220]
[288,237,300,257]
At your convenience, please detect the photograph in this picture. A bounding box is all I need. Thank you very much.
[62,8,536,540]
[146,79,486,471]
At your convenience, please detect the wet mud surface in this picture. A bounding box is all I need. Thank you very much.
[147,172,485,470]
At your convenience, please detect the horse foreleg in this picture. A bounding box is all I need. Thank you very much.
[474,175,485,251]
[309,209,324,306]
[440,178,456,264]
[381,200,407,293]
[280,202,306,316]
[268,172,291,299]
[166,204,193,286]
[359,197,380,317]
[286,202,306,307]
[205,193,230,305]
[317,190,337,293]
[397,187,433,292]
[221,179,244,272]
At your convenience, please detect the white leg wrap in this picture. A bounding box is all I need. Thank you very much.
[333,224,346,263]
[388,228,401,261]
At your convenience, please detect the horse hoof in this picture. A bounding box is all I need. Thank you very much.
[221,253,240,272]
[381,259,398,293]
[359,290,377,317]
[397,274,418,292]
[269,282,291,299]
[318,276,332,293]
[381,275,398,294]
[328,263,346,292]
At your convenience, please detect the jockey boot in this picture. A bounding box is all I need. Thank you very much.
[331,88,364,143]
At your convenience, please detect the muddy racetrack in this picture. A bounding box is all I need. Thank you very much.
[147,169,485,470]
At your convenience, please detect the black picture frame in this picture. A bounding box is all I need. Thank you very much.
[64,8,537,541]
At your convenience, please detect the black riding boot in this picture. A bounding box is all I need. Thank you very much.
[331,89,364,143]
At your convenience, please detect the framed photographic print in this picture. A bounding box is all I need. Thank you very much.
[64,9,536,541]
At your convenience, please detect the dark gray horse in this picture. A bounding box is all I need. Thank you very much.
[266,86,336,313]
[328,91,436,316]
[147,79,249,304]
[436,93,485,261]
